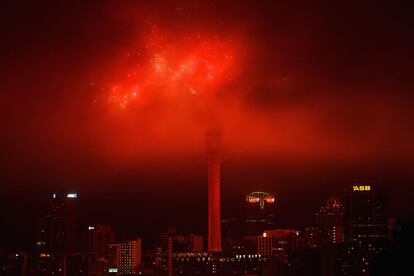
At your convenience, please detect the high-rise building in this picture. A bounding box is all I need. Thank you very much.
[36,192,79,254]
[245,191,276,236]
[87,224,115,258]
[315,196,344,245]
[343,184,387,275]
[36,193,79,254]
[34,192,79,275]
[207,130,222,252]
[108,239,142,274]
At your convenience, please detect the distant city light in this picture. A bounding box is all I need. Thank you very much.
[108,268,118,273]
[52,193,57,199]
[88,226,95,230]
[66,193,78,199]
[248,197,260,203]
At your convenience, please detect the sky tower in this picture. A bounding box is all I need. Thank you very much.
[207,129,222,252]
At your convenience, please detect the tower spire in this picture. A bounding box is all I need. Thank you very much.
[207,129,222,252]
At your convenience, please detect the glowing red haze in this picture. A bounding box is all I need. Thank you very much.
[102,27,238,110]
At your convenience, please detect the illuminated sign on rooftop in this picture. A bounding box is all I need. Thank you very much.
[246,191,275,209]
[66,193,78,199]
[108,268,118,273]
[88,226,95,230]
[353,185,371,192]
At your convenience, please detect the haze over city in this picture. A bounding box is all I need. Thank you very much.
[0,1,413,275]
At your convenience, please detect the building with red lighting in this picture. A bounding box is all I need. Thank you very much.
[258,229,299,262]
[207,130,222,252]
[87,224,115,258]
[108,239,142,274]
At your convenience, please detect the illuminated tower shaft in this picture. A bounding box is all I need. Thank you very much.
[207,130,222,252]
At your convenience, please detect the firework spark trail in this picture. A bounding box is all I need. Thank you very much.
[97,26,237,109]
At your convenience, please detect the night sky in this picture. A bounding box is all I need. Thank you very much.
[1,1,413,250]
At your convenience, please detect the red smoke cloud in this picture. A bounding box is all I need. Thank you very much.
[1,0,413,177]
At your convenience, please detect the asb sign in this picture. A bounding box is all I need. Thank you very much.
[353,185,371,192]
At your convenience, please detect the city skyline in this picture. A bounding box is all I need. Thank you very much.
[5,184,395,275]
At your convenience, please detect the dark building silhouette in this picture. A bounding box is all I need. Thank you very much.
[371,218,414,275]
[83,224,116,275]
[87,224,115,258]
[221,217,242,252]
[245,191,276,236]
[0,250,29,276]
[45,193,79,253]
[298,227,321,249]
[36,192,79,254]
[343,185,387,275]
[295,246,344,276]
[34,192,79,275]
[316,196,344,245]
[156,227,204,275]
